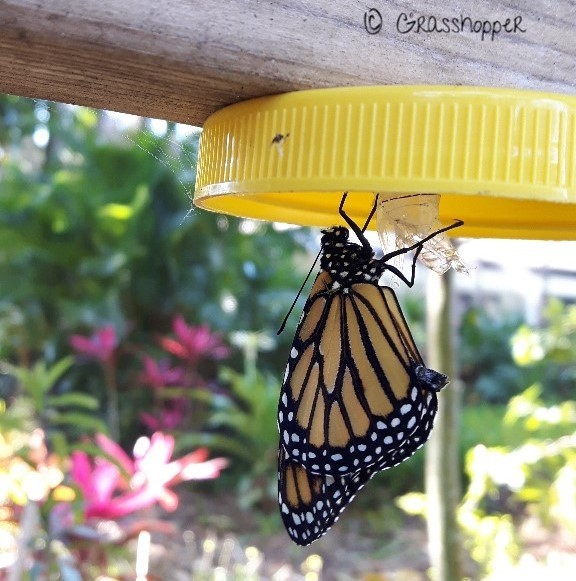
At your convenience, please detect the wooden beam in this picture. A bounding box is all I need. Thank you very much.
[1,0,576,127]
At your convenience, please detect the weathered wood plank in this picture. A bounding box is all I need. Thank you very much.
[1,0,575,126]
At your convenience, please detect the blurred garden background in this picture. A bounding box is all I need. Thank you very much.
[0,95,575,580]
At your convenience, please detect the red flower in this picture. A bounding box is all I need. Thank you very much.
[140,407,185,431]
[70,432,227,519]
[159,317,229,366]
[140,356,186,389]
[70,325,117,364]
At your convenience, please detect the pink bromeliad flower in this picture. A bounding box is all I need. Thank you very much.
[159,316,229,366]
[69,325,117,364]
[140,356,186,389]
[140,406,185,431]
[70,433,227,519]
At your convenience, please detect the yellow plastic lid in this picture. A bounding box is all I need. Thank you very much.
[194,86,576,239]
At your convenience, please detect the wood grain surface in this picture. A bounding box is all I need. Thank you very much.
[1,0,575,126]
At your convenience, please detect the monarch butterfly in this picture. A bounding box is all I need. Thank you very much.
[278,194,461,480]
[277,194,463,544]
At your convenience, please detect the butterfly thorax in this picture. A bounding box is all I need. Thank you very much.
[320,226,384,287]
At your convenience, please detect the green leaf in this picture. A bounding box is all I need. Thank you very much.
[157,387,206,400]
[98,203,134,220]
[46,392,99,410]
[7,357,76,413]
[174,432,250,460]
[43,356,76,387]
[50,431,70,458]
[51,411,108,434]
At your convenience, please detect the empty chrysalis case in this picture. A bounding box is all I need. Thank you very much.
[376,193,468,275]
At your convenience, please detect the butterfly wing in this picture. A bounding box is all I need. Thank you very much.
[277,444,374,546]
[278,390,443,548]
[278,272,448,477]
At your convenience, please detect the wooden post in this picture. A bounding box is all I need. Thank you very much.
[425,269,463,581]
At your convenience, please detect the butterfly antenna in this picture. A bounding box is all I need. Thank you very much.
[277,248,322,335]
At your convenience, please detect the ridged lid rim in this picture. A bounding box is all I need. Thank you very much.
[194,86,576,239]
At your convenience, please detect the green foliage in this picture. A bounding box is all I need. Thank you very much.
[0,97,311,370]
[209,368,278,459]
[397,386,576,577]
[461,386,576,575]
[8,357,75,413]
[2,357,106,454]
[459,307,528,402]
[512,298,576,400]
[459,297,576,406]
[0,95,313,444]
[0,95,316,575]
[181,364,278,511]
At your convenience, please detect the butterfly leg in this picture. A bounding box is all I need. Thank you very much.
[338,193,378,252]
[381,242,425,287]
